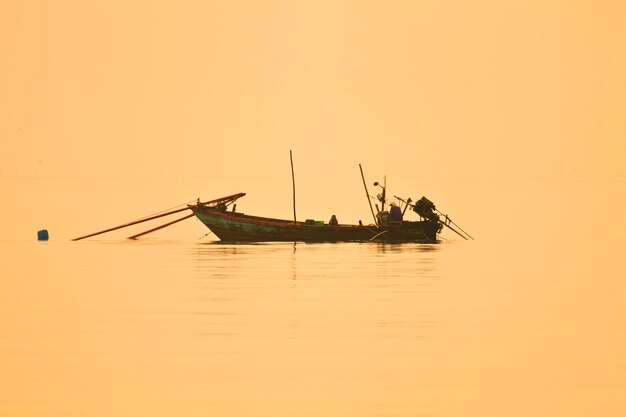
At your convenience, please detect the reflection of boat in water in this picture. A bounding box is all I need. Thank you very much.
[189,194,442,243]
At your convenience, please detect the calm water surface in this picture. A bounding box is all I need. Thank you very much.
[1,235,625,417]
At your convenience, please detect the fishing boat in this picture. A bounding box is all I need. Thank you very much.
[71,163,472,242]
[187,192,465,243]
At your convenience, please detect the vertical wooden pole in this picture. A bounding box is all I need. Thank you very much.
[290,150,297,224]
[359,164,378,225]
[381,175,387,213]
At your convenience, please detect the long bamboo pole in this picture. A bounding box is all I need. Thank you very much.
[127,213,196,240]
[359,164,378,226]
[290,150,296,224]
[72,193,246,241]
[72,207,191,241]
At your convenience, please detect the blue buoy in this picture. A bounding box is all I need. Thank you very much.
[37,229,49,241]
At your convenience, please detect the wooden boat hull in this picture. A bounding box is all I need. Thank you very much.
[189,205,440,243]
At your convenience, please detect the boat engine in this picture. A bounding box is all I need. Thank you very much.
[413,196,440,222]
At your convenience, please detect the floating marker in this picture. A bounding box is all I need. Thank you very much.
[37,229,49,241]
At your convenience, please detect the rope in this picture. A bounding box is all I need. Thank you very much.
[369,229,390,241]
[198,231,213,240]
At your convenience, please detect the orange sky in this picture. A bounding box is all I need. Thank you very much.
[2,0,625,182]
[2,6,626,415]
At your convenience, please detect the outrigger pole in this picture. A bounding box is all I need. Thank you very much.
[359,164,378,226]
[72,193,245,241]
[127,213,196,240]
[71,206,191,241]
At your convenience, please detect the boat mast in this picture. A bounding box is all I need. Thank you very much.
[359,164,378,226]
[290,150,297,224]
[381,175,386,212]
